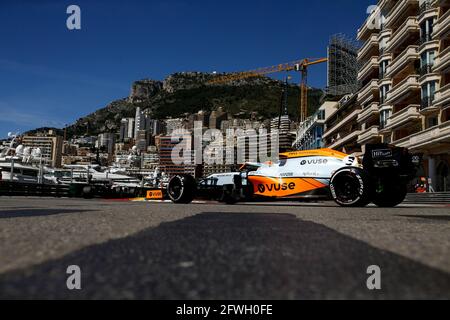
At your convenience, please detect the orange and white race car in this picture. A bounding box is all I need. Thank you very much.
[167,144,421,207]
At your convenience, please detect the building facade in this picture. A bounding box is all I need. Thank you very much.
[158,135,197,178]
[294,101,338,150]
[355,0,450,191]
[119,118,135,141]
[22,134,63,168]
[323,94,363,155]
[97,133,116,155]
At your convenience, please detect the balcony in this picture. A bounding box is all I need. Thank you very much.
[385,105,421,130]
[357,10,381,41]
[433,83,450,108]
[357,103,380,123]
[419,33,433,45]
[393,121,450,151]
[357,80,379,106]
[433,46,450,73]
[378,29,392,41]
[433,7,450,39]
[378,29,392,55]
[420,64,435,77]
[385,0,420,29]
[421,95,440,114]
[358,34,379,62]
[323,109,361,140]
[386,75,420,104]
[385,46,419,77]
[357,57,379,82]
[358,126,381,145]
[420,0,436,13]
[386,18,420,53]
[328,130,362,150]
[419,3,439,24]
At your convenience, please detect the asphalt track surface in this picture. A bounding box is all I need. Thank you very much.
[0,197,449,299]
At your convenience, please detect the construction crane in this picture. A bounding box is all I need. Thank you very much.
[208,58,328,123]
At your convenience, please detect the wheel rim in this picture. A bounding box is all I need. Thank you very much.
[333,172,361,203]
[169,177,183,200]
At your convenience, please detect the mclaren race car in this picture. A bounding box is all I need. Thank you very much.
[167,144,421,207]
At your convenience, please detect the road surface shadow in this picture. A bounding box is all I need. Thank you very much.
[0,209,96,219]
[0,212,449,299]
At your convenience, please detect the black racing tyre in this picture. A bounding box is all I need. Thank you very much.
[244,182,255,202]
[82,186,94,199]
[219,185,239,205]
[330,167,371,207]
[167,175,196,204]
[372,182,407,208]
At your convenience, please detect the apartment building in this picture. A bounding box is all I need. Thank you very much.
[157,135,198,178]
[22,134,63,168]
[97,133,116,155]
[293,101,338,150]
[354,0,450,191]
[323,94,363,155]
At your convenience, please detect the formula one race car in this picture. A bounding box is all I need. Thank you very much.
[167,144,421,207]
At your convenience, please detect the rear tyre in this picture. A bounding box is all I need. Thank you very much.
[330,167,371,207]
[372,182,407,207]
[82,186,94,199]
[219,185,239,205]
[168,175,196,204]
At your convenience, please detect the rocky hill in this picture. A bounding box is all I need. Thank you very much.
[33,72,324,138]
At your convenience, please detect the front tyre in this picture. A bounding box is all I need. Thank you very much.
[330,167,371,207]
[167,175,196,204]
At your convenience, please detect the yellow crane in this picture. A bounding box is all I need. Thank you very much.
[208,57,328,123]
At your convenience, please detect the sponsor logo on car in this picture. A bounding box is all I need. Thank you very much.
[300,159,328,166]
[280,172,294,177]
[147,190,163,200]
[372,149,392,159]
[258,182,296,193]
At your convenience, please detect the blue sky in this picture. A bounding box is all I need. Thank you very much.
[0,0,374,137]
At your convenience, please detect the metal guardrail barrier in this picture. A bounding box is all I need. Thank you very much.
[0,181,161,199]
[0,182,70,197]
[405,192,450,204]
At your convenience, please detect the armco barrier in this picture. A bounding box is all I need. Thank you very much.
[0,181,71,197]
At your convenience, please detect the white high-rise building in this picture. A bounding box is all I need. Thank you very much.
[127,118,135,140]
[119,118,136,141]
[135,107,145,138]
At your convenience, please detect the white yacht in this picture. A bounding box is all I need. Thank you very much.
[0,134,52,184]
[1,134,143,190]
[63,164,141,187]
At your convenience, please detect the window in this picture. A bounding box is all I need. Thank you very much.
[316,126,323,138]
[422,81,437,100]
[380,109,392,129]
[420,50,436,76]
[421,81,438,109]
[317,110,325,120]
[379,60,389,78]
[380,84,390,104]
[427,116,438,128]
[379,37,389,53]
[420,18,435,43]
[22,169,38,177]
[420,50,435,66]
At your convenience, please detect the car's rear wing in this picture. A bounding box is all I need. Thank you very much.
[362,144,422,179]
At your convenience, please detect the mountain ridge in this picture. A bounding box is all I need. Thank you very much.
[26,72,324,138]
